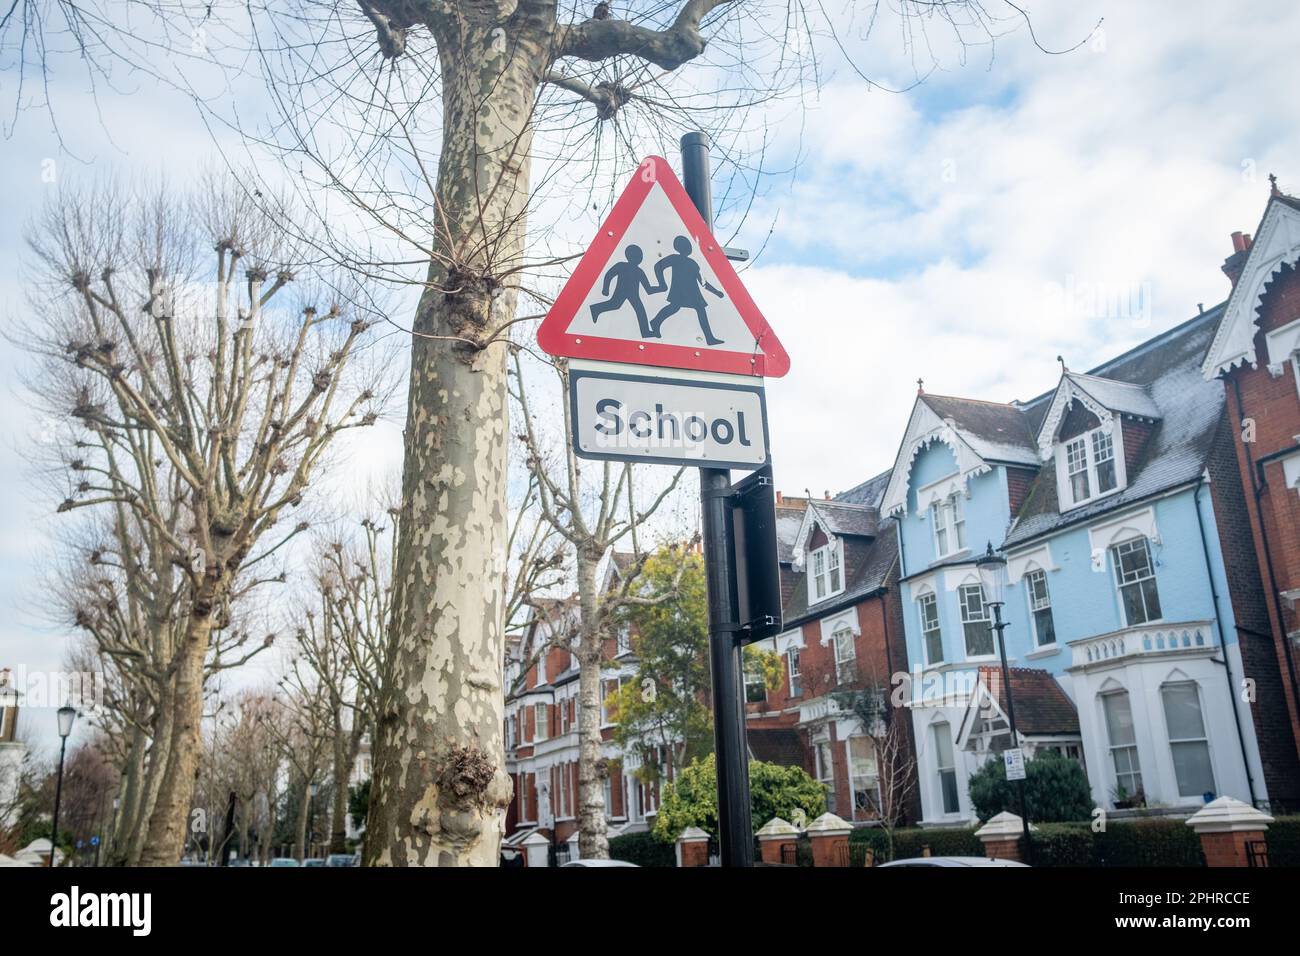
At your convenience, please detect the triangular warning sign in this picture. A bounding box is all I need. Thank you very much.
[537,156,789,378]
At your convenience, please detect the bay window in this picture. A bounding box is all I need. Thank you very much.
[534,702,550,742]
[1161,681,1216,798]
[1102,690,1143,804]
[932,722,960,814]
[832,622,857,684]
[849,736,881,817]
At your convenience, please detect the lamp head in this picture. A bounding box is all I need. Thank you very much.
[975,541,1008,607]
[57,704,77,739]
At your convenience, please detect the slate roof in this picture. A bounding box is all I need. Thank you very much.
[803,499,879,538]
[1004,304,1226,547]
[837,469,891,507]
[978,666,1080,736]
[747,728,807,768]
[781,526,899,628]
[919,394,1040,465]
[1063,372,1161,422]
[775,504,806,565]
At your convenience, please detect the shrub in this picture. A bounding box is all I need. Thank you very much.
[652,754,826,843]
[1265,816,1300,867]
[848,825,982,863]
[967,751,1093,823]
[1093,818,1204,866]
[608,831,676,868]
[1029,823,1094,866]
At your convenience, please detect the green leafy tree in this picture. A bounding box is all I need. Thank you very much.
[612,551,780,784]
[652,754,826,843]
[967,750,1093,823]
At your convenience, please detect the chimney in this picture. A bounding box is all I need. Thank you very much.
[1223,231,1254,287]
[824,490,831,500]
[776,490,783,504]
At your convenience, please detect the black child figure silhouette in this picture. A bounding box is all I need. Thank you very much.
[648,236,726,345]
[589,244,656,338]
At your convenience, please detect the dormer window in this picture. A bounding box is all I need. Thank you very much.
[1060,425,1121,508]
[930,493,966,558]
[810,539,843,603]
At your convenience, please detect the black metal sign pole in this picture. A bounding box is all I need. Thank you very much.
[681,131,754,867]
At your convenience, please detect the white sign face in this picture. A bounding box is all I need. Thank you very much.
[1004,747,1027,781]
[563,181,757,351]
[569,366,769,470]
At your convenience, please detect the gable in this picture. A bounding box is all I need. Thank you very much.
[1203,196,1300,377]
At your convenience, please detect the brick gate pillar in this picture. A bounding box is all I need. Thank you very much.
[1186,796,1274,867]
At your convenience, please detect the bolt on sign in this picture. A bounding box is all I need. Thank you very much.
[537,155,788,470]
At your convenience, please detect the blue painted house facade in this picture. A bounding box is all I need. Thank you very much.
[878,309,1289,824]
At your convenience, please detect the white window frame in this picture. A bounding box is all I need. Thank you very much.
[1160,680,1217,799]
[832,622,857,684]
[958,583,995,659]
[1111,536,1162,627]
[918,591,943,667]
[744,661,768,703]
[930,494,967,559]
[534,702,549,743]
[1056,422,1126,511]
[848,736,881,818]
[809,539,844,604]
[931,721,960,816]
[815,740,837,814]
[600,678,621,727]
[1101,690,1143,804]
[786,647,802,697]
[1024,568,1057,647]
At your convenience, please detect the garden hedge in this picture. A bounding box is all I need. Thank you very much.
[608,831,677,868]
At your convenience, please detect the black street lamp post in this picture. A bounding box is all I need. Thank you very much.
[976,542,1034,865]
[48,704,77,867]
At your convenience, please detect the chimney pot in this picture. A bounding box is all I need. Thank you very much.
[1244,233,1253,249]
[1231,231,1246,253]
[776,491,783,504]
[824,490,831,500]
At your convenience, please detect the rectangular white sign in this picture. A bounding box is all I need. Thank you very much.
[1004,747,1026,781]
[569,367,769,470]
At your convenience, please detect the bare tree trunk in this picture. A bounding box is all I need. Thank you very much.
[138,615,213,865]
[295,782,312,861]
[365,19,543,868]
[327,716,358,854]
[108,718,148,866]
[126,678,174,866]
[575,551,609,860]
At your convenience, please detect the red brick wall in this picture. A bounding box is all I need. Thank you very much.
[1207,410,1300,807]
[1005,466,1037,515]
[1221,260,1300,797]
[1121,418,1156,476]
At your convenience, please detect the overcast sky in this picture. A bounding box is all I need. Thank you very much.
[3,1,1297,752]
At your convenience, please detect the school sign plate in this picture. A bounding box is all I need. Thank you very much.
[569,366,769,470]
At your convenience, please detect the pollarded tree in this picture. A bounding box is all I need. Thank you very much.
[19,175,390,865]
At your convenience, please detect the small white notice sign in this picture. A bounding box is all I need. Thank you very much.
[1004,747,1027,781]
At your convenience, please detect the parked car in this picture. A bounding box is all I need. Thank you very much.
[878,856,1029,868]
[325,854,359,867]
[269,858,300,867]
[560,859,639,867]
[302,858,326,867]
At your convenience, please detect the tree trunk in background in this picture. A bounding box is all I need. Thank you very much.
[365,16,544,868]
[327,714,355,854]
[108,718,147,866]
[138,611,214,865]
[575,551,610,860]
[126,677,174,866]
[295,781,312,861]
